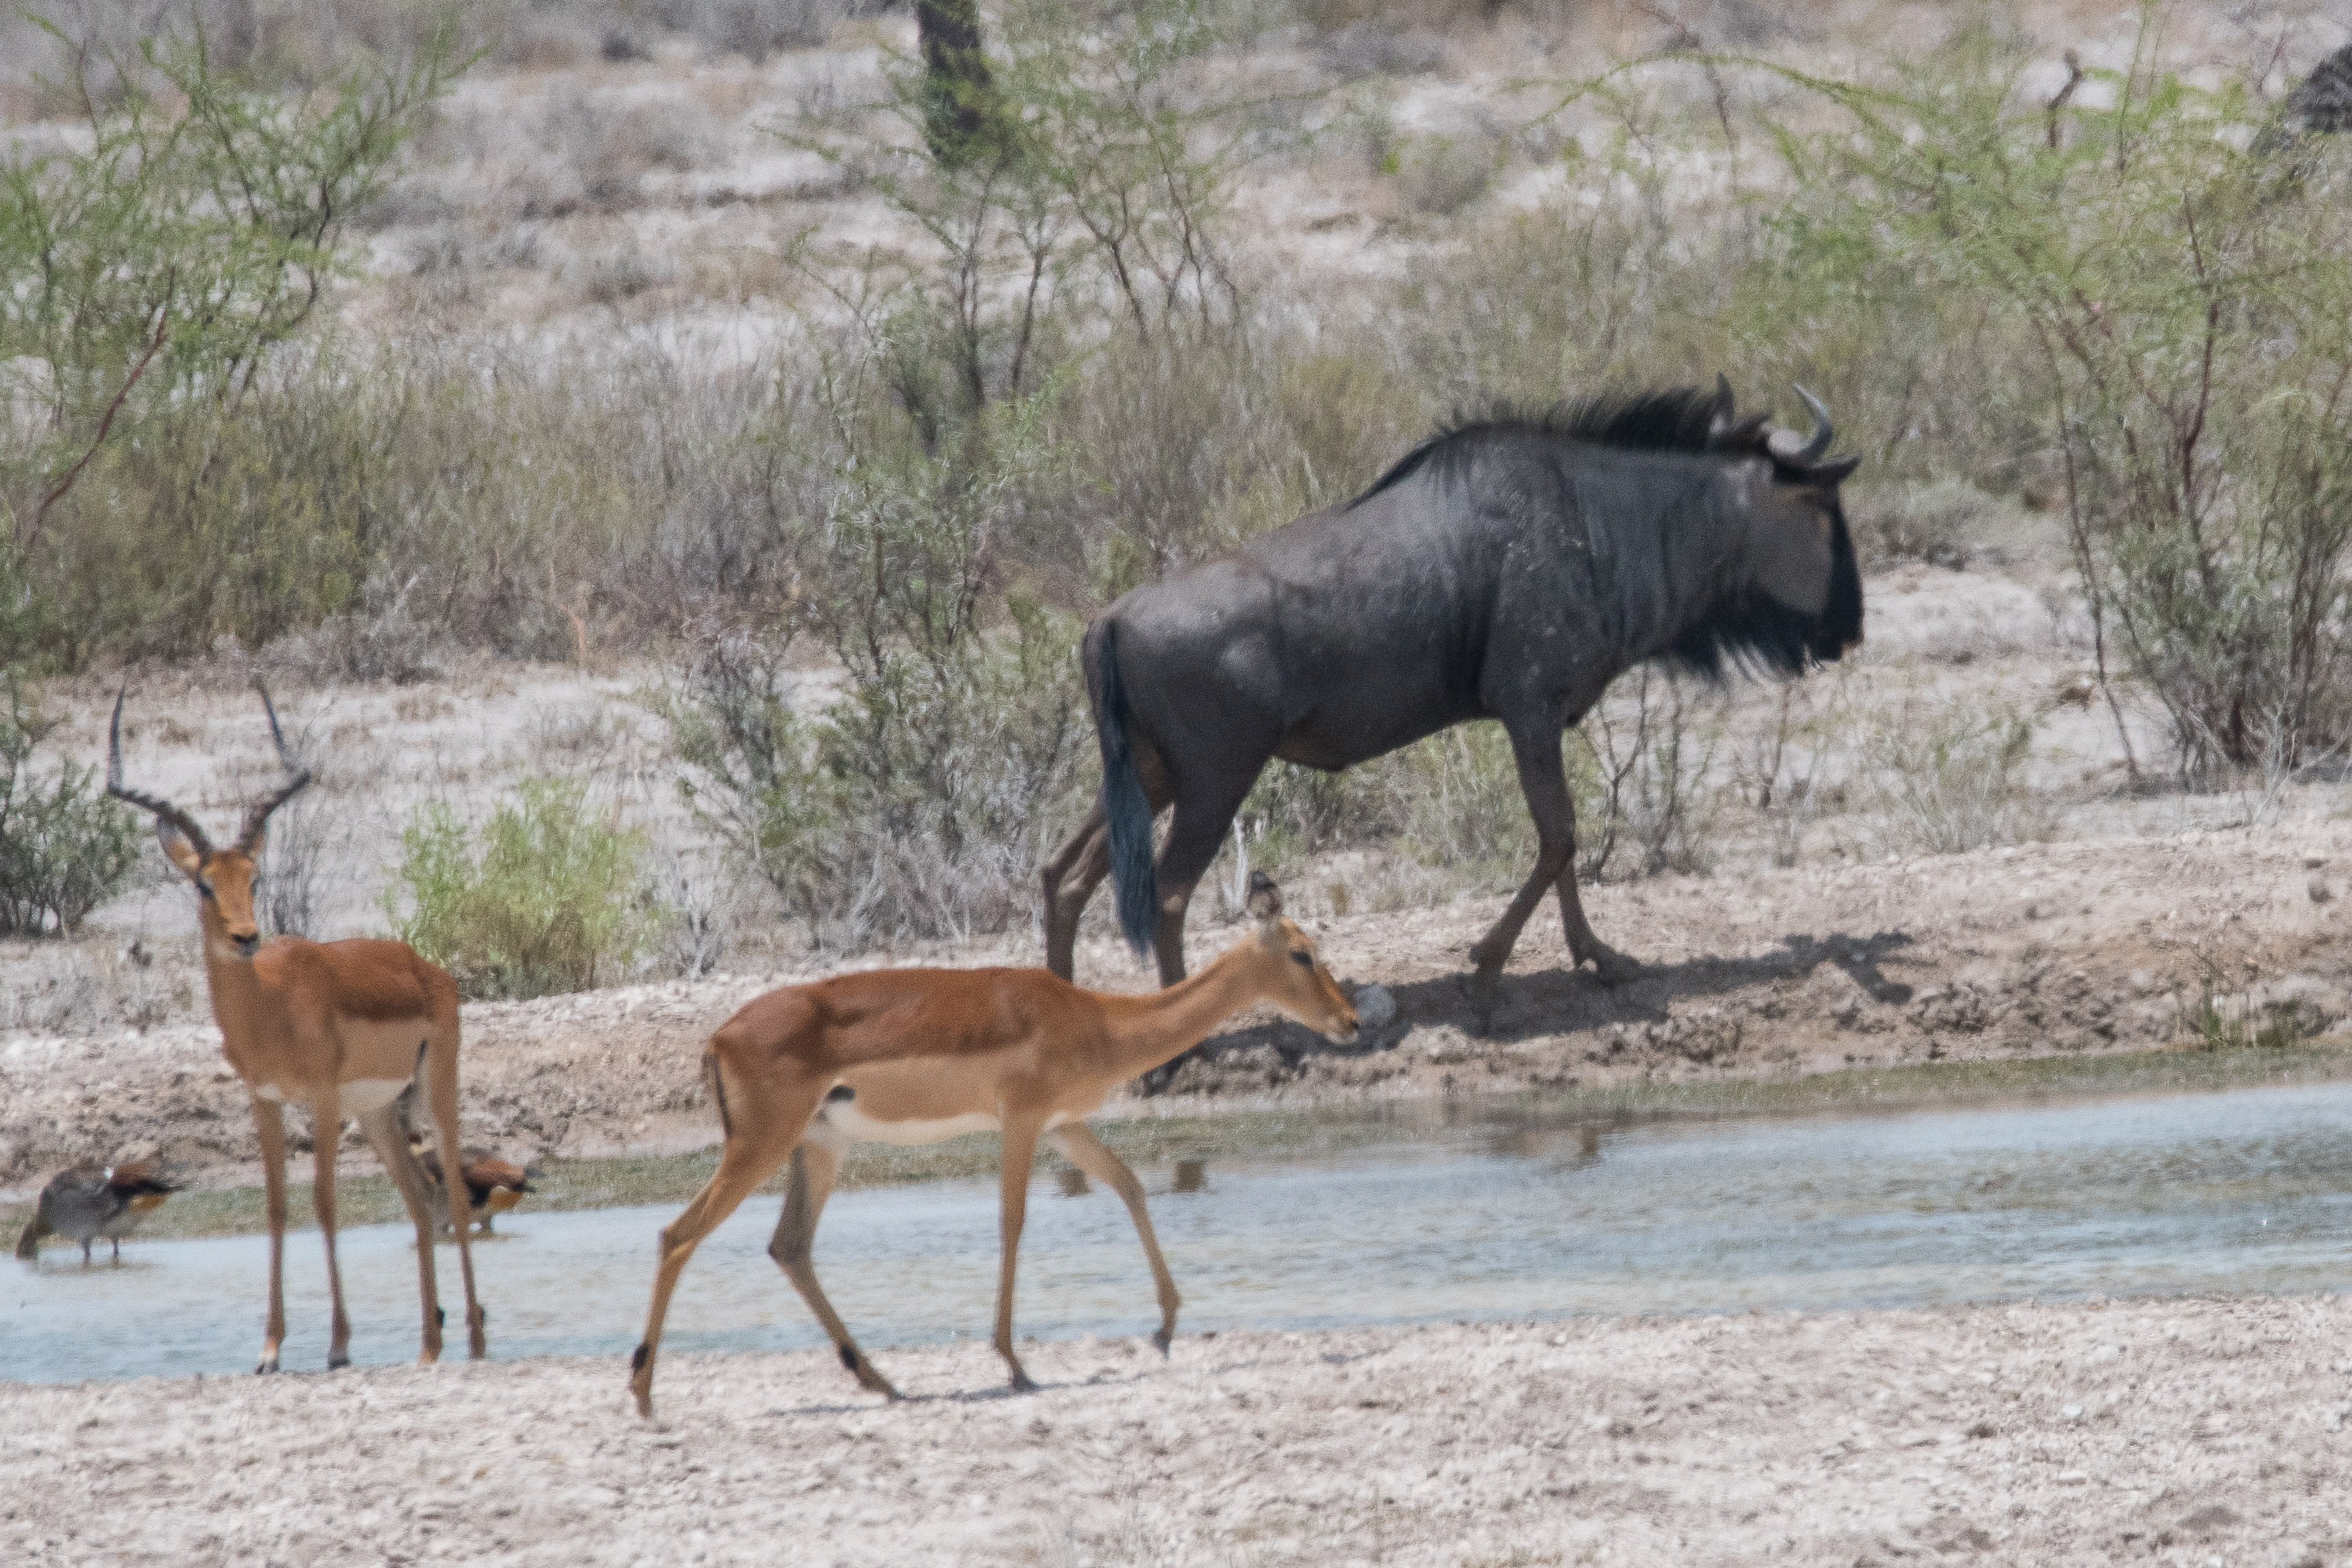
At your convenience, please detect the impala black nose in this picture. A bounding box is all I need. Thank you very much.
[233,933,261,957]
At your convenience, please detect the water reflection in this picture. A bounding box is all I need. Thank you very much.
[12,1079,2352,1385]
[1488,1123,1605,1165]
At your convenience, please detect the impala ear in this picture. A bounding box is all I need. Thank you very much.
[1245,870,1283,921]
[156,819,203,879]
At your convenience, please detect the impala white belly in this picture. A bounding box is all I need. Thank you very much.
[818,1103,998,1147]
[809,1101,1076,1150]
[251,1077,410,1116]
[340,1078,413,1116]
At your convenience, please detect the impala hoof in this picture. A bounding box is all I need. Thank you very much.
[328,1350,350,1371]
[1151,1327,1174,1357]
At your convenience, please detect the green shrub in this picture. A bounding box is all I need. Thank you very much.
[1859,703,2056,858]
[0,16,454,612]
[383,777,662,999]
[0,677,138,936]
[1762,18,2352,774]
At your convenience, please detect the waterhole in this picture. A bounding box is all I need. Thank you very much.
[10,1079,2352,1384]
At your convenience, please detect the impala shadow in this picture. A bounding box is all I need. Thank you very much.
[1176,929,1919,1070]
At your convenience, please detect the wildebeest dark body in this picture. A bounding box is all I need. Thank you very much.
[1042,383,1863,1023]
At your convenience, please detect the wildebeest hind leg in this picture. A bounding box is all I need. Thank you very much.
[1041,804,1111,982]
[1148,784,1255,988]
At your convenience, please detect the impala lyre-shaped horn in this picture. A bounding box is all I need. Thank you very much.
[106,687,214,857]
[236,682,312,853]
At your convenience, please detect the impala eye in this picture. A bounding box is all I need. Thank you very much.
[1291,951,1313,967]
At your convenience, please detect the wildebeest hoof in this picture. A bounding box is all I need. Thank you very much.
[1579,947,1640,986]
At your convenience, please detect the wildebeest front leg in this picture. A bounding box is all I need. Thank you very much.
[1466,726,1635,1026]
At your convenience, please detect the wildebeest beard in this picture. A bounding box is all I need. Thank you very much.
[1665,510,1864,680]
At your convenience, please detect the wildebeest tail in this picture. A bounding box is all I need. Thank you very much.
[1091,621,1157,960]
[14,1213,48,1260]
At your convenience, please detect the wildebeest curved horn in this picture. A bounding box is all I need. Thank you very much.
[1789,385,1833,465]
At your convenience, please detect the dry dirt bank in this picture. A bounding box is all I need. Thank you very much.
[5,1296,2348,1567]
[6,817,2349,1194]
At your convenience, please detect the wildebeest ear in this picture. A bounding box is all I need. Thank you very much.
[1246,871,1283,920]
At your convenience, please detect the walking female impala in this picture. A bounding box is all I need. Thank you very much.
[107,684,486,1370]
[630,874,1356,1417]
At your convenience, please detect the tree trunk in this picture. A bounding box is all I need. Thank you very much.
[917,0,996,166]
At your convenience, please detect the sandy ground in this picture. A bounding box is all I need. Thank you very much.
[4,1295,2347,1566]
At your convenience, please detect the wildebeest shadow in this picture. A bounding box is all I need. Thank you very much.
[1170,929,1918,1073]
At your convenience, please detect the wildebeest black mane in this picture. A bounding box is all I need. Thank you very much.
[1350,385,1728,509]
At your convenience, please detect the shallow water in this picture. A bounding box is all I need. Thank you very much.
[11,1079,2352,1385]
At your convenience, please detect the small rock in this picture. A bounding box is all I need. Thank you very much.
[2061,1403,2084,1420]
[2308,876,2331,905]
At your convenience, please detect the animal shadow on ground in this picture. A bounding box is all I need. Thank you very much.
[1160,930,1917,1084]
[746,1367,1159,1421]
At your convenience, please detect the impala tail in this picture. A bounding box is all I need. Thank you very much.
[1090,622,1157,960]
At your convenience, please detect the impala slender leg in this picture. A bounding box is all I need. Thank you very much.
[253,1096,290,1373]
[311,1086,353,1370]
[1041,803,1110,983]
[425,1026,487,1358]
[1048,1125,1181,1353]
[359,1104,444,1364]
[769,1141,898,1399]
[631,1080,819,1418]
[993,1116,1045,1392]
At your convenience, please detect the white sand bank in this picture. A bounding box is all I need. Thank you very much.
[6,1295,2349,1566]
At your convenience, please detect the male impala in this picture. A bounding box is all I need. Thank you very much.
[630,874,1357,1416]
[107,684,485,1370]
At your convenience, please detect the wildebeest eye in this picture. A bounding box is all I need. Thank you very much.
[1291,951,1313,966]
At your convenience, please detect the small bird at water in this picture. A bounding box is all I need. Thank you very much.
[411,1139,538,1234]
[14,1161,183,1265]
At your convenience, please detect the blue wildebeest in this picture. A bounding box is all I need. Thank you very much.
[1040,382,1863,1018]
